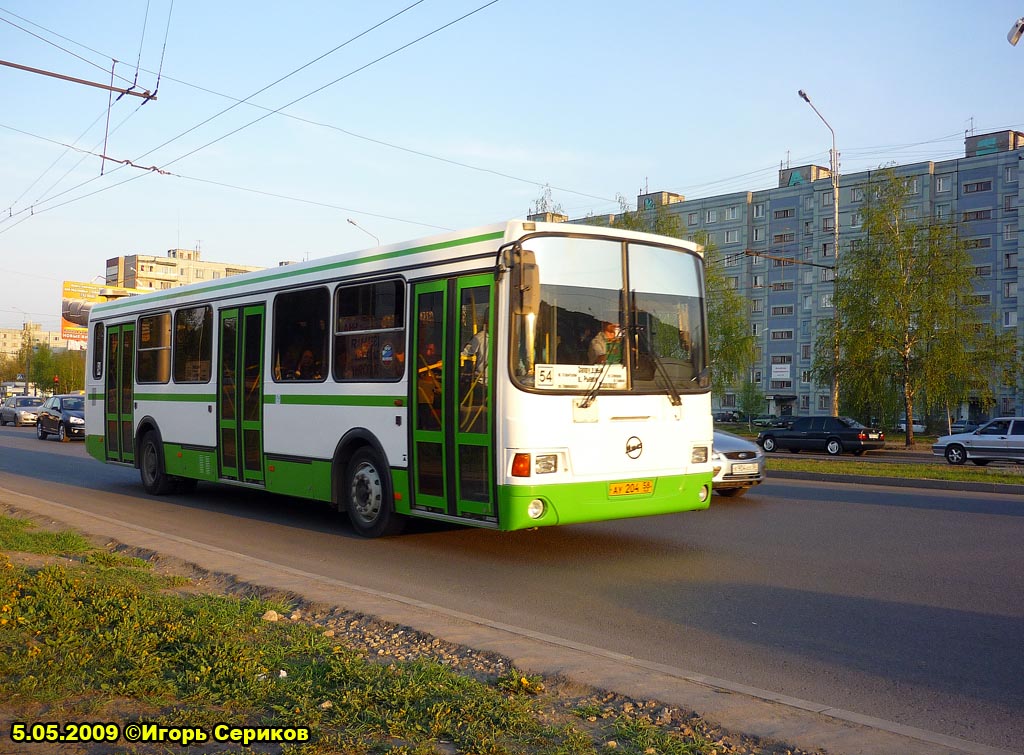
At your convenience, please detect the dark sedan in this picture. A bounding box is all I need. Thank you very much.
[757,415,885,456]
[36,393,86,442]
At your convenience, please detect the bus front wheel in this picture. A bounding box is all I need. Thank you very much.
[139,432,175,495]
[344,448,404,538]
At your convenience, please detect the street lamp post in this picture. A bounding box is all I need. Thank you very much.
[347,218,380,246]
[798,89,841,416]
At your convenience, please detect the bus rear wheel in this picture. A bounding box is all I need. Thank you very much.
[344,448,404,538]
[139,431,175,495]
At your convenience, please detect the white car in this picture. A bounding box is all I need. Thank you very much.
[712,430,765,497]
[932,417,1024,465]
[897,417,925,433]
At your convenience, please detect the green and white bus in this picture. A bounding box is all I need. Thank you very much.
[85,220,713,536]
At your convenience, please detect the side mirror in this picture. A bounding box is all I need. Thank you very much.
[512,248,539,316]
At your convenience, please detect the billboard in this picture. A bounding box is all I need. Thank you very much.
[61,281,144,341]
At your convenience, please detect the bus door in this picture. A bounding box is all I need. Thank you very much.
[103,323,135,463]
[411,275,496,520]
[218,305,265,485]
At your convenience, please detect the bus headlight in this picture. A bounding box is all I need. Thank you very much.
[691,446,708,464]
[527,499,546,519]
[534,454,558,474]
[698,485,710,503]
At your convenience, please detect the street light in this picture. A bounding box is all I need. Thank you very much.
[1009,17,1024,46]
[798,88,841,416]
[347,218,380,246]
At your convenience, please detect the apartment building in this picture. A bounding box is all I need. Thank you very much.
[104,247,264,290]
[567,130,1023,419]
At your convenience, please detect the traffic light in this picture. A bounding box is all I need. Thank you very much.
[53,375,59,388]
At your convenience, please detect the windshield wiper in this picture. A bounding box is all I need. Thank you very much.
[633,324,681,406]
[578,361,612,409]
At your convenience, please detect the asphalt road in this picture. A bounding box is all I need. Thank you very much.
[0,425,1021,752]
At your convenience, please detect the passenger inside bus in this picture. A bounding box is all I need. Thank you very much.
[293,348,322,380]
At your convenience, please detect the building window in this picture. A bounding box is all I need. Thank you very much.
[804,221,813,235]
[770,380,793,390]
[753,227,765,242]
[751,299,763,313]
[771,305,794,316]
[771,281,794,291]
[753,369,762,384]
[851,212,862,227]
[821,268,835,282]
[821,191,832,207]
[752,274,765,288]
[822,242,835,257]
[770,329,794,340]
[818,395,830,410]
[722,393,737,408]
[1004,281,1018,298]
[774,208,795,219]
[964,237,992,249]
[975,264,992,276]
[687,212,698,226]
[822,217,834,232]
[726,206,740,220]
[1006,252,1018,269]
[801,344,812,360]
[905,177,920,194]
[1004,310,1018,328]
[1006,165,1018,184]
[753,203,765,218]
[725,229,740,244]
[705,209,717,223]
[964,180,993,194]
[936,175,951,193]
[802,269,814,285]
[1005,195,1018,214]
[1005,223,1018,241]
[851,186,864,202]
[773,232,795,243]
[752,323,761,336]
[801,369,812,383]
[821,293,834,309]
[800,395,810,411]
[972,292,992,305]
[963,209,993,222]
[772,257,793,267]
[728,276,739,289]
[936,203,951,220]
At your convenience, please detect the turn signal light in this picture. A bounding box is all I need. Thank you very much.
[511,453,531,477]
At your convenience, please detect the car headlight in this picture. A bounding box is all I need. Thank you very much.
[69,416,85,425]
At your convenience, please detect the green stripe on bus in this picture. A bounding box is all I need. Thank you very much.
[92,230,506,314]
[134,393,217,402]
[274,394,404,407]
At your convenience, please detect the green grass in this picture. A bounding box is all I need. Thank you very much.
[765,454,1024,485]
[0,516,747,755]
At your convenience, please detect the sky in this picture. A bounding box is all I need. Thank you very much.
[2,0,1023,331]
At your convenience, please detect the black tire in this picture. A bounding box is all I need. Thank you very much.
[139,431,174,495]
[971,459,991,467]
[761,436,777,452]
[58,423,69,443]
[715,488,746,498]
[343,447,404,538]
[944,444,966,466]
[788,448,801,454]
[826,438,843,456]
[36,422,47,440]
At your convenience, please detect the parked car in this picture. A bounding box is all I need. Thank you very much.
[711,430,765,497]
[897,417,926,433]
[757,416,885,456]
[713,410,740,423]
[0,395,43,427]
[932,417,1024,465]
[950,419,978,434]
[751,414,777,427]
[35,393,86,442]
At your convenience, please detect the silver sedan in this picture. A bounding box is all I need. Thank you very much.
[0,395,43,427]
[712,430,765,497]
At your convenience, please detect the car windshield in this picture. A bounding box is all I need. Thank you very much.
[839,416,865,428]
[61,397,84,412]
[16,397,42,407]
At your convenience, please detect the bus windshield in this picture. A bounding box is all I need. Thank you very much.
[511,235,709,394]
